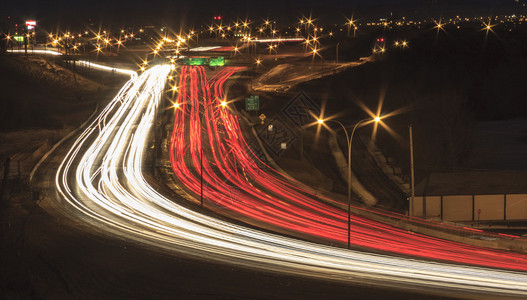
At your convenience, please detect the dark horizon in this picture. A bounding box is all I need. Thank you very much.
[2,0,524,30]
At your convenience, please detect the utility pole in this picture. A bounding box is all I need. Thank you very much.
[336,41,340,63]
[24,27,28,55]
[409,124,415,217]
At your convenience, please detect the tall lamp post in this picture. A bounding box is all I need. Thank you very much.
[336,41,340,63]
[174,99,227,207]
[409,124,415,217]
[318,116,380,249]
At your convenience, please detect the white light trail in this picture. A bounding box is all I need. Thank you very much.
[77,60,137,79]
[251,37,304,43]
[53,65,527,298]
[188,46,222,51]
[7,49,62,55]
[7,49,136,78]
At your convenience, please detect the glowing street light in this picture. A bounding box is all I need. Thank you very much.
[317,116,381,249]
[311,46,320,63]
[346,17,356,37]
[482,20,495,38]
[435,21,445,35]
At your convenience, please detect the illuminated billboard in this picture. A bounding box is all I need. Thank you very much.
[26,20,36,30]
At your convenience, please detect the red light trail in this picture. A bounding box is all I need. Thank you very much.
[169,66,527,272]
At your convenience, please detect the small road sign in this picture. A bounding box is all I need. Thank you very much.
[259,113,266,124]
[245,95,260,111]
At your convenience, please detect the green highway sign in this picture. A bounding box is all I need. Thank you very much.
[245,95,259,111]
[209,56,225,67]
[181,56,225,67]
[182,57,208,66]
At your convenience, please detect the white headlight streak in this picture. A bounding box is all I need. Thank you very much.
[53,65,527,298]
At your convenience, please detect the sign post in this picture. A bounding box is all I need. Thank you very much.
[25,20,36,55]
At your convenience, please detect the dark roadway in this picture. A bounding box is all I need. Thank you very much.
[1,177,450,299]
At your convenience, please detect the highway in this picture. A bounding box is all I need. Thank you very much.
[170,65,527,271]
[50,64,527,298]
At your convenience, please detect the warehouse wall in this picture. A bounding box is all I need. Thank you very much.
[413,194,527,221]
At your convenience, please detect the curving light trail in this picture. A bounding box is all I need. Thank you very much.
[76,60,137,78]
[169,66,527,273]
[53,65,527,298]
[7,49,137,78]
[7,49,63,55]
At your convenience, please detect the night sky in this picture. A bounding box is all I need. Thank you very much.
[2,0,522,29]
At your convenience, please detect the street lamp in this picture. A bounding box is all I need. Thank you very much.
[173,99,228,207]
[318,116,380,249]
